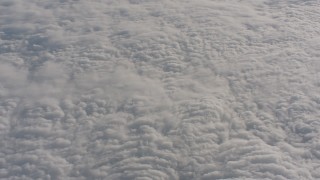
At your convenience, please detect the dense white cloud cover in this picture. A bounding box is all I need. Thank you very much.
[0,0,320,179]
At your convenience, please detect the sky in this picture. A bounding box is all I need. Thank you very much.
[0,0,320,179]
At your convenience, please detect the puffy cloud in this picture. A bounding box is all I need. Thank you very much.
[0,0,320,179]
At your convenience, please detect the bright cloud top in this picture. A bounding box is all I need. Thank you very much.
[0,0,320,179]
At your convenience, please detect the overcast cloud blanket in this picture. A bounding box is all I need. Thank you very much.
[0,0,320,179]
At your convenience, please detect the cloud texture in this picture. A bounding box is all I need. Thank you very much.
[1,0,320,179]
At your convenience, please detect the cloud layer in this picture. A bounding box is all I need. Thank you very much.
[1,0,320,179]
